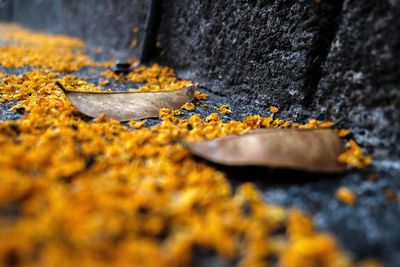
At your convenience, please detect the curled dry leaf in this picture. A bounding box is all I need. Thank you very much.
[56,81,196,121]
[183,128,346,173]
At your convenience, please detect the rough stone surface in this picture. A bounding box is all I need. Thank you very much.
[313,0,400,160]
[158,0,343,114]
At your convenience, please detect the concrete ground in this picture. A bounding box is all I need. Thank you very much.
[1,61,399,266]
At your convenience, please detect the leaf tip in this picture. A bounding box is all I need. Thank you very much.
[55,81,68,94]
[186,83,197,100]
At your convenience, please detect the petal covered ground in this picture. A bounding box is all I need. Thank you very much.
[0,24,376,267]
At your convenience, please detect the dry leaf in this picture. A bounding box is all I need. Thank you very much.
[56,82,196,121]
[184,128,346,173]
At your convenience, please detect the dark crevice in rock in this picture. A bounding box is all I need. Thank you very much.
[302,0,345,107]
[140,0,163,62]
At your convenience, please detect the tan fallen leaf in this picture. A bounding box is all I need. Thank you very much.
[56,81,196,121]
[183,128,346,173]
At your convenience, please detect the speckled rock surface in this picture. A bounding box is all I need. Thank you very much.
[313,0,400,161]
[158,0,343,115]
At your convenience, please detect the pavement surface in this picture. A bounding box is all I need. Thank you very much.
[1,61,400,266]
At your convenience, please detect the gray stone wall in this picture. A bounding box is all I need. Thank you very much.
[158,0,343,110]
[313,0,400,159]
